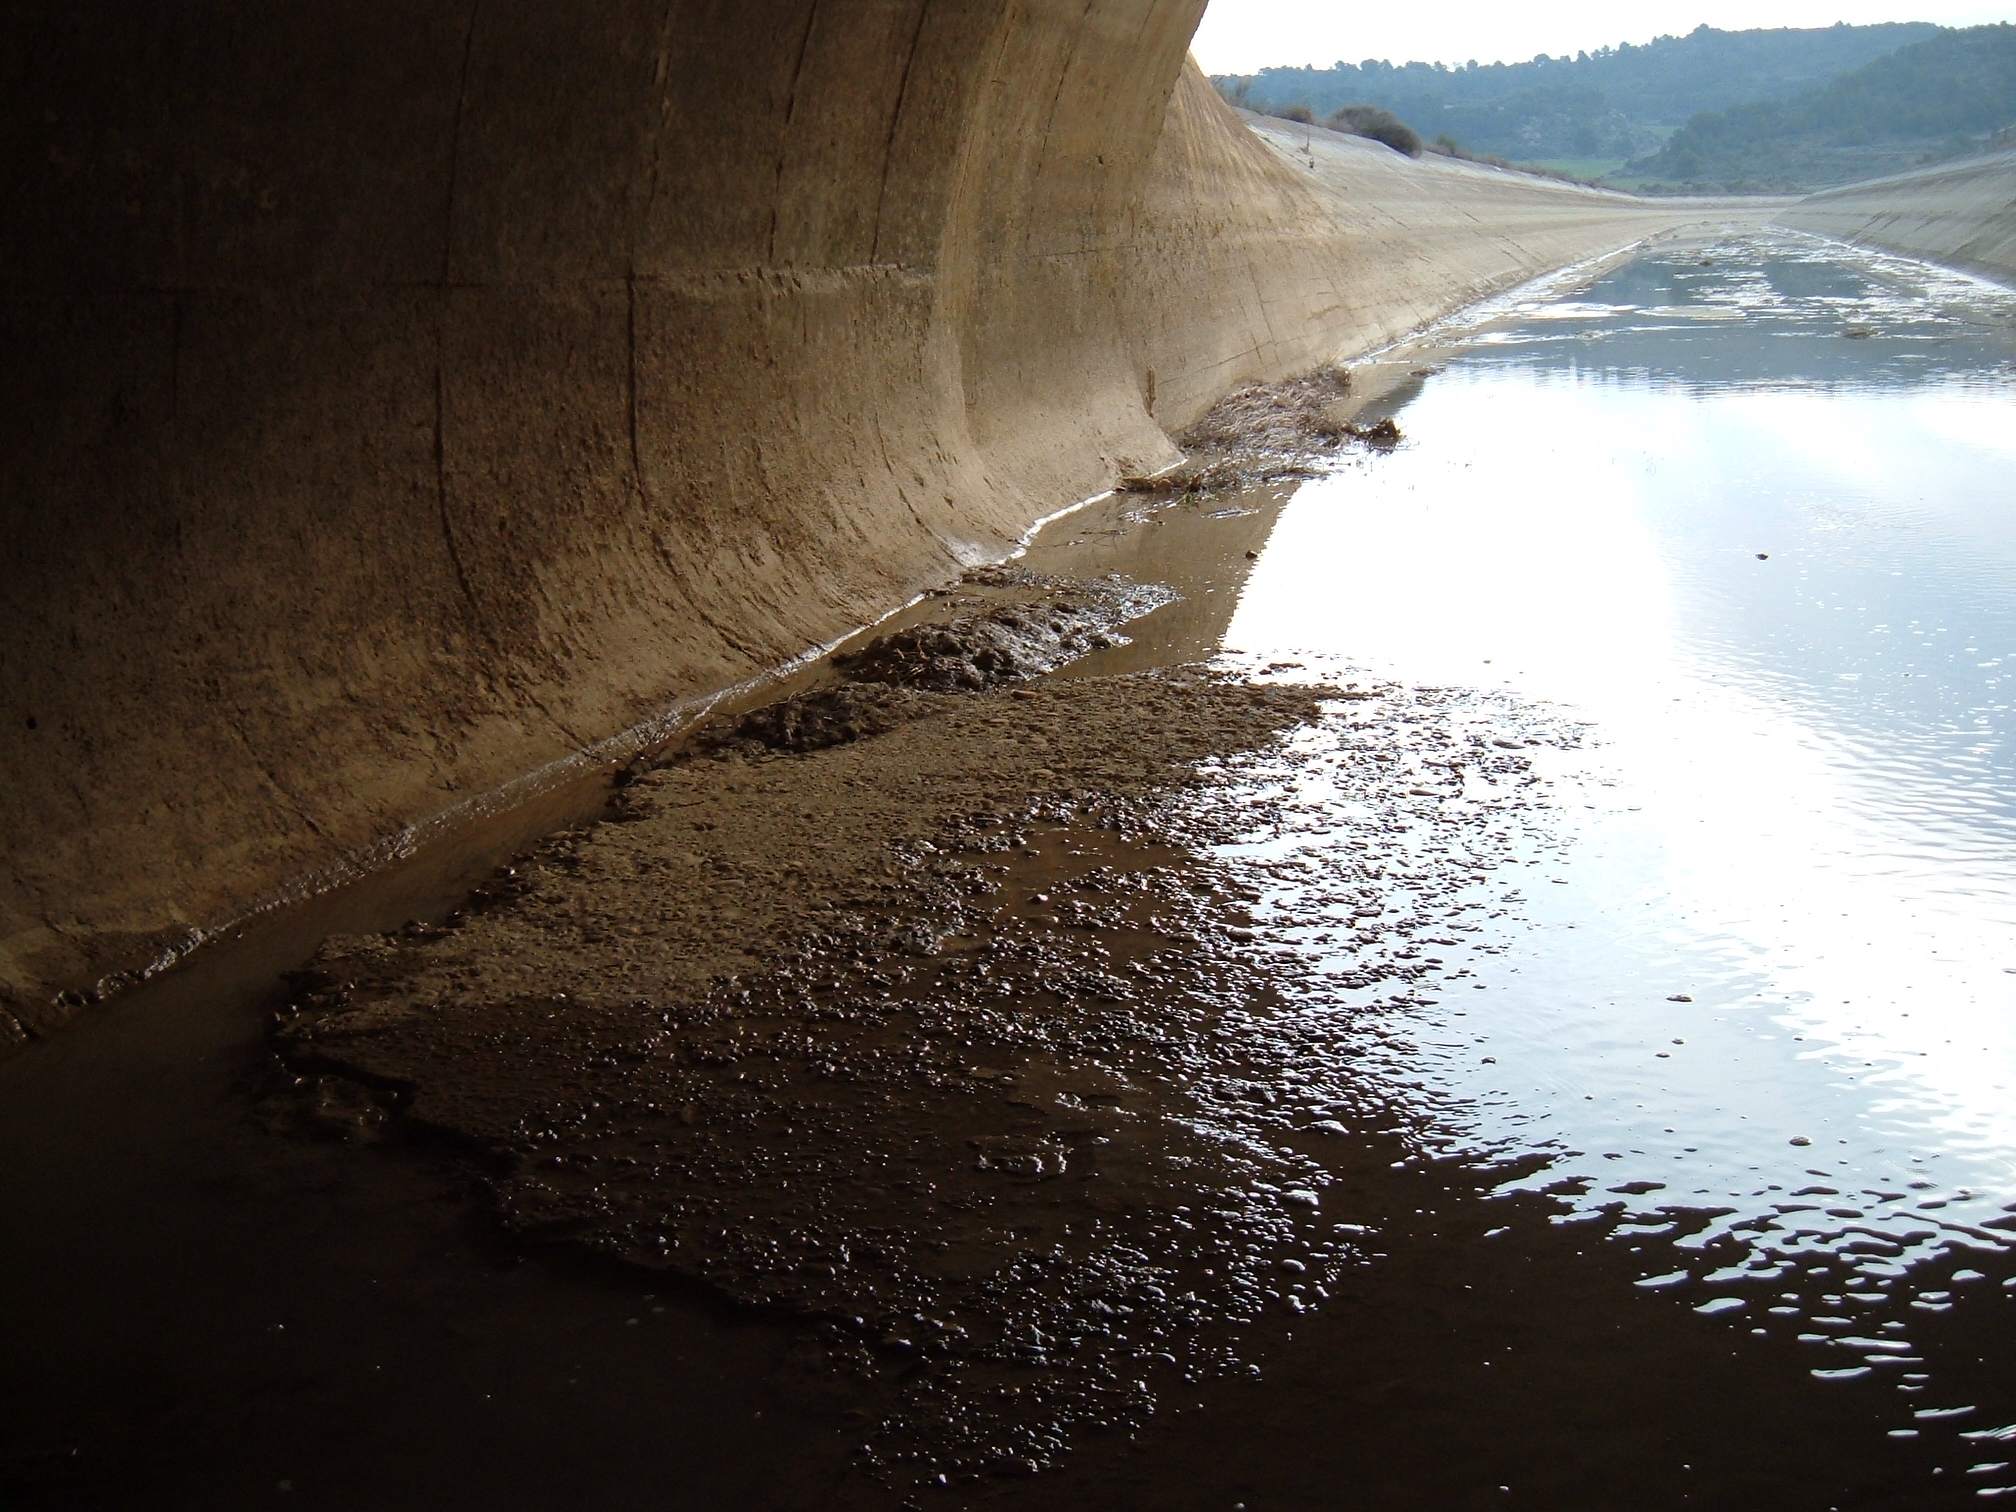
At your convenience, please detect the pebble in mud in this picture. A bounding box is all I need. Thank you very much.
[270,663,1579,1486]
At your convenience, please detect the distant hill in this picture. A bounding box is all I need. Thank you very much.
[1628,24,2016,190]
[1214,23,1942,163]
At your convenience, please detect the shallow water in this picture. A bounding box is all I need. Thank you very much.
[1037,227,2016,1485]
[7,227,2016,1509]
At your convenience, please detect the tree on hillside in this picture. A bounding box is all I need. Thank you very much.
[1326,104,1422,155]
[1630,23,2016,184]
[1213,21,1941,159]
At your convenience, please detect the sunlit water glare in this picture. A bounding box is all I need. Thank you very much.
[1216,229,2016,1444]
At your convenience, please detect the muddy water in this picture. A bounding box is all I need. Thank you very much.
[5,227,2016,1510]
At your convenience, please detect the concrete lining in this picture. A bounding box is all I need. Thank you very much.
[0,4,1756,1041]
[1774,149,2016,286]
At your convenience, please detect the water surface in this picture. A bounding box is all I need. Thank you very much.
[1041,227,2016,1489]
[7,227,2015,1510]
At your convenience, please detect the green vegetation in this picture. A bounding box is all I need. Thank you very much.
[1628,24,2016,189]
[1524,158,1630,180]
[1222,22,2016,194]
[1326,104,1423,156]
[1421,138,1609,187]
[1215,23,1939,163]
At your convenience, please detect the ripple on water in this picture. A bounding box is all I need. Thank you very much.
[1153,227,2016,1490]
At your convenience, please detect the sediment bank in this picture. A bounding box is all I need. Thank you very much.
[1,5,1753,1044]
[1775,148,2016,285]
[264,557,1591,1479]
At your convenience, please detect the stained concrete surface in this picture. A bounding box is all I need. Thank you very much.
[0,4,1755,1041]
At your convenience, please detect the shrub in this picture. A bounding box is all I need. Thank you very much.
[1273,102,1316,124]
[1326,103,1424,156]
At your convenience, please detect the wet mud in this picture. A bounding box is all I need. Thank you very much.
[274,671,1325,1481]
[1121,366,1402,496]
[266,615,1606,1487]
[831,570,1176,694]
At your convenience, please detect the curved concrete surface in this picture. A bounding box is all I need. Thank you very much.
[1776,149,2016,285]
[1236,115,1768,354]
[0,5,1748,1043]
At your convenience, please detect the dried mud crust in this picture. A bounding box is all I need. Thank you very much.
[1122,366,1402,496]
[272,671,1583,1488]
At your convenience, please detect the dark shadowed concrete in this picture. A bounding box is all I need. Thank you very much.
[0,3,1732,1042]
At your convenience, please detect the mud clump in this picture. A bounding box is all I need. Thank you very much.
[1119,455,1318,495]
[833,577,1175,692]
[686,571,1175,759]
[691,684,941,756]
[1121,365,1402,496]
[1348,415,1402,448]
[836,613,1096,691]
[1178,364,1356,453]
[248,1070,395,1142]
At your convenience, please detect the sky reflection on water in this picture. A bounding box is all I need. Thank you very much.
[1218,230,2016,1440]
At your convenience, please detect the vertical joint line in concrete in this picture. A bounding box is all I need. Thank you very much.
[1024,0,1100,257]
[637,0,683,268]
[168,290,182,427]
[627,274,650,512]
[443,0,483,286]
[434,1,484,636]
[434,353,479,629]
[767,0,822,265]
[870,0,932,266]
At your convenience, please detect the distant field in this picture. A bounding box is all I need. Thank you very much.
[1525,158,1629,181]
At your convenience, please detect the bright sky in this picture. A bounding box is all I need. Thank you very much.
[1191,1,2016,74]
